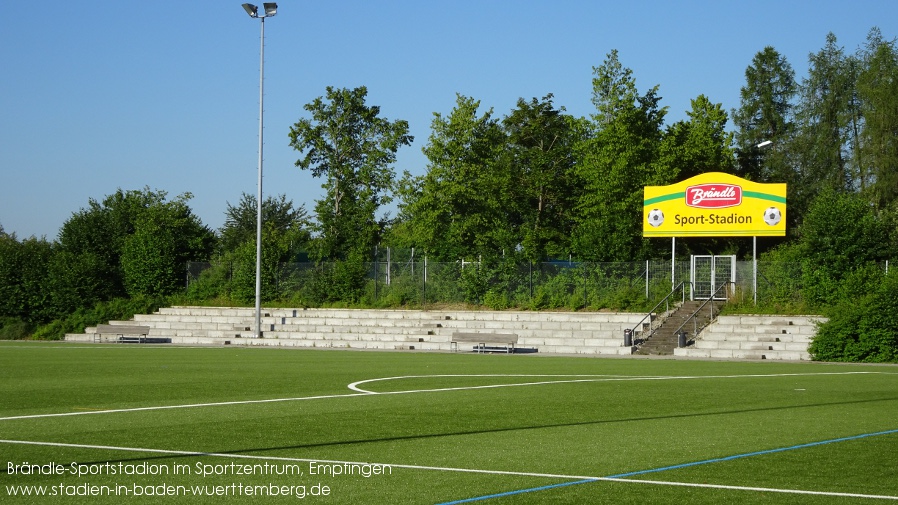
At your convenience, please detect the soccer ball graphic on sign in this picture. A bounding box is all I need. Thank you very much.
[763,206,782,226]
[647,209,664,227]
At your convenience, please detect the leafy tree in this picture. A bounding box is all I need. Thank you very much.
[793,33,860,196]
[219,193,310,255]
[58,188,170,298]
[572,50,666,261]
[659,94,735,181]
[732,46,797,182]
[120,193,215,297]
[288,86,413,261]
[396,94,510,260]
[44,250,108,319]
[797,189,891,307]
[502,94,580,261]
[0,235,54,323]
[57,188,214,302]
[857,30,898,210]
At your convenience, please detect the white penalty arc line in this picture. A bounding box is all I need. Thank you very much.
[2,439,896,501]
[348,374,638,393]
[0,371,887,422]
[346,371,884,394]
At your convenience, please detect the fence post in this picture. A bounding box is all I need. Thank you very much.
[583,263,588,309]
[645,259,649,299]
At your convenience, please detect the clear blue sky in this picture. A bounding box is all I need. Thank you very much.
[2,0,896,239]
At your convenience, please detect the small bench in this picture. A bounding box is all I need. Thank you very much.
[451,332,518,354]
[95,324,151,343]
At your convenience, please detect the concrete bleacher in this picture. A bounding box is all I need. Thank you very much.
[66,307,642,356]
[673,315,827,360]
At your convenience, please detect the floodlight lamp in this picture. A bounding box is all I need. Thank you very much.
[263,3,277,17]
[757,140,773,148]
[242,3,259,18]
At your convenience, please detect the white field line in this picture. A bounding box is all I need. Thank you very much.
[0,438,603,480]
[2,439,896,501]
[346,371,883,394]
[0,372,886,422]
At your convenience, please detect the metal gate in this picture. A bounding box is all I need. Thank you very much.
[691,255,735,300]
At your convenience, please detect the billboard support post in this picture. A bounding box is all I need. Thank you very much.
[753,236,757,305]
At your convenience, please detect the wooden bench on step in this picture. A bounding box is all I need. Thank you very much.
[451,332,518,354]
[95,324,152,343]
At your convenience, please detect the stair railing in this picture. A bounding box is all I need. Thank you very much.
[673,282,734,347]
[629,281,691,345]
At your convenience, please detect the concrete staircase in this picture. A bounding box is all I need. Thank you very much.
[65,307,643,356]
[673,315,826,360]
[636,300,721,355]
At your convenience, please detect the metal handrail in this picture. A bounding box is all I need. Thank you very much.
[673,282,734,346]
[630,281,691,343]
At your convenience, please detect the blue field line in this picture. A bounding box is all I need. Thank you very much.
[605,428,898,479]
[436,428,898,504]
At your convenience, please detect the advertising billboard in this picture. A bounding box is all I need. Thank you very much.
[643,172,786,237]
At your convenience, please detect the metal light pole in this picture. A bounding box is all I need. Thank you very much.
[754,140,773,305]
[242,3,277,338]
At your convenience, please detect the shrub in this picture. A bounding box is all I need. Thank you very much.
[31,296,167,341]
[810,268,898,362]
[0,317,34,340]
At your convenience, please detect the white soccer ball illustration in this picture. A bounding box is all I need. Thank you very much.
[647,209,664,227]
[763,206,782,226]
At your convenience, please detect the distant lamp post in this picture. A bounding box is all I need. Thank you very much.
[242,2,277,338]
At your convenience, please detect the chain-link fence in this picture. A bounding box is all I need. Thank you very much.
[186,250,895,309]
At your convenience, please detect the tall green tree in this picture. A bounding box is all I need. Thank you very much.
[58,188,214,301]
[572,50,666,261]
[58,188,171,299]
[396,94,510,260]
[659,94,735,181]
[120,193,215,297]
[732,46,797,183]
[857,29,898,210]
[502,94,579,261]
[793,33,860,195]
[288,86,413,261]
[218,193,309,255]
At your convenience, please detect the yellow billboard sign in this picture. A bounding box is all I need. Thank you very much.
[643,172,786,237]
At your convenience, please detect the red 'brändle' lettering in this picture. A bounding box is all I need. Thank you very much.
[686,184,742,208]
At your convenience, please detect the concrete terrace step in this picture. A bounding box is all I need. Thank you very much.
[675,348,810,360]
[673,314,825,361]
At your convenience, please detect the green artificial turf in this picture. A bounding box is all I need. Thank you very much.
[1,341,896,504]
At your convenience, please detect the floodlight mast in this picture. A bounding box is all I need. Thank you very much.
[242,3,277,338]
[753,139,772,305]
